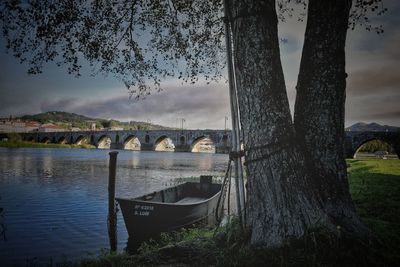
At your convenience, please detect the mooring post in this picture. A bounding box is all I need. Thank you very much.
[108,151,118,252]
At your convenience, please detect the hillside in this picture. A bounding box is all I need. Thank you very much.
[346,122,399,132]
[20,111,93,123]
[18,111,174,130]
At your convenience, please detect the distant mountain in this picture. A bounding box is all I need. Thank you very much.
[20,111,94,123]
[18,111,174,130]
[346,122,399,132]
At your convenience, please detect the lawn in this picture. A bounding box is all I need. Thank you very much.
[348,159,400,264]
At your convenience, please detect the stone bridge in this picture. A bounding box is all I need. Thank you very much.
[18,129,232,153]
[345,131,400,158]
[7,129,400,157]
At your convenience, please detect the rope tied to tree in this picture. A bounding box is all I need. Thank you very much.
[243,135,297,166]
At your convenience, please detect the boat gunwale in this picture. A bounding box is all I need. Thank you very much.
[115,182,222,207]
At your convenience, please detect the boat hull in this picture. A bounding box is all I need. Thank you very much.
[116,182,221,238]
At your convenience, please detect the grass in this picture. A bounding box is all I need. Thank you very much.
[0,140,95,149]
[347,159,400,264]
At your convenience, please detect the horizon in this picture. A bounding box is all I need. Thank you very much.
[2,110,399,130]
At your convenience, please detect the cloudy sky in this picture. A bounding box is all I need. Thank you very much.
[0,1,399,129]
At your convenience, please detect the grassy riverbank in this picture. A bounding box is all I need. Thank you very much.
[348,159,400,264]
[0,140,95,149]
[38,159,400,266]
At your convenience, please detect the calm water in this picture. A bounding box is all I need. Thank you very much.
[0,148,228,266]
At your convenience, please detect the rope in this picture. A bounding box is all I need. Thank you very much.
[227,166,232,216]
[215,159,233,222]
[243,135,297,166]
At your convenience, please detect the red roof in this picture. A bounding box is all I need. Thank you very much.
[41,124,64,129]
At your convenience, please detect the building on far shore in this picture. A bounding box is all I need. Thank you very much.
[0,119,40,133]
[89,122,97,131]
[38,123,66,132]
[109,126,124,131]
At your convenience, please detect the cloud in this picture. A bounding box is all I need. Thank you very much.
[347,66,400,97]
[278,3,400,126]
[41,97,79,112]
[368,110,400,120]
[344,9,400,126]
[0,86,42,117]
[39,82,231,129]
[346,93,400,126]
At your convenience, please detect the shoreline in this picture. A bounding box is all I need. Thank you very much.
[0,140,95,149]
[76,159,400,266]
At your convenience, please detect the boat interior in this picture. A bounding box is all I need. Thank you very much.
[135,182,221,204]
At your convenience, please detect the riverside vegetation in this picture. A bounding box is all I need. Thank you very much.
[41,159,399,267]
[0,133,95,149]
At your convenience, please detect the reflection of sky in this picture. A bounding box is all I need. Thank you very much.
[0,2,399,128]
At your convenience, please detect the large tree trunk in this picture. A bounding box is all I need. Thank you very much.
[230,0,330,247]
[294,0,368,237]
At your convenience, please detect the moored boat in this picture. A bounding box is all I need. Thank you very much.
[116,176,222,238]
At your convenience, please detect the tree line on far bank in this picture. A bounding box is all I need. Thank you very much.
[17,111,172,131]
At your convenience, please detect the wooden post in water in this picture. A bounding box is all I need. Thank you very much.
[108,151,118,252]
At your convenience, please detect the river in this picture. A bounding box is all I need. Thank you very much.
[0,148,228,266]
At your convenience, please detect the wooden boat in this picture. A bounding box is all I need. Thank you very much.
[116,176,222,238]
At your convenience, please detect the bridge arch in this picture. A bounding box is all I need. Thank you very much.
[190,136,215,153]
[346,131,400,159]
[41,136,50,144]
[97,135,112,149]
[124,135,141,150]
[154,135,175,151]
[75,135,89,145]
[353,138,398,159]
[58,136,68,144]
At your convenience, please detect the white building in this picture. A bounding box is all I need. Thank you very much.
[38,123,65,132]
[0,119,40,133]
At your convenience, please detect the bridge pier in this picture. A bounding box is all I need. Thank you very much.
[110,143,124,150]
[394,144,400,159]
[216,146,231,154]
[140,143,154,151]
[175,144,191,152]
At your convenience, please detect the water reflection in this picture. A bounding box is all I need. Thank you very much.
[131,155,140,169]
[0,148,227,266]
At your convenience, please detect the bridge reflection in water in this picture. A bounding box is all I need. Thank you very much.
[14,129,400,157]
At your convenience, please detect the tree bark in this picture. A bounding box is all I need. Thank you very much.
[294,0,369,237]
[230,0,330,247]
